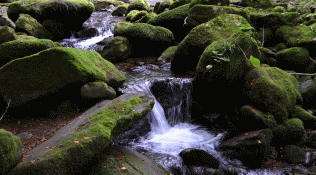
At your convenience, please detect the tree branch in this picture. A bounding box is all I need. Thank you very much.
[0,98,11,121]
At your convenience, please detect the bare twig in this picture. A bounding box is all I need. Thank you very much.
[288,73,316,77]
[261,26,264,47]
[0,98,11,121]
[310,57,316,64]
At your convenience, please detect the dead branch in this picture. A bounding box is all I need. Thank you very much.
[261,26,264,47]
[288,73,316,77]
[0,98,11,121]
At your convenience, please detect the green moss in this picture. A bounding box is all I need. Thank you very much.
[241,0,273,9]
[275,47,310,72]
[80,81,116,100]
[290,105,316,129]
[125,0,150,15]
[0,129,22,175]
[189,0,229,9]
[0,47,125,96]
[126,9,140,21]
[283,145,305,164]
[275,25,316,47]
[272,6,285,13]
[130,10,148,22]
[113,21,134,36]
[169,0,191,10]
[135,12,157,23]
[275,43,287,51]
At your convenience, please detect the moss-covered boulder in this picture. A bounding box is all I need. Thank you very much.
[275,25,316,56]
[135,11,157,23]
[246,8,301,32]
[290,105,316,129]
[257,47,276,67]
[189,0,229,9]
[173,14,256,75]
[113,23,175,57]
[0,129,23,175]
[282,145,306,164]
[233,105,278,132]
[100,36,132,63]
[0,47,126,108]
[92,0,125,11]
[272,118,306,147]
[125,0,150,15]
[0,14,16,29]
[7,0,95,40]
[154,0,173,14]
[274,47,311,73]
[148,4,190,43]
[0,38,62,68]
[80,81,116,100]
[275,42,287,51]
[15,14,52,39]
[186,5,250,27]
[113,21,134,36]
[128,10,148,22]
[301,77,316,109]
[158,45,177,62]
[111,4,128,16]
[217,129,273,169]
[241,0,273,9]
[169,0,191,10]
[7,92,156,174]
[306,132,316,148]
[243,67,303,124]
[0,25,16,45]
[272,6,286,13]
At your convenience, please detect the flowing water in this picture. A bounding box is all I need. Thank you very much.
[59,7,314,175]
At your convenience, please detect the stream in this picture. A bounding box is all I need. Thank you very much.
[59,7,312,175]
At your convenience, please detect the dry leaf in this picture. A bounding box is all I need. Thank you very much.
[74,141,79,144]
[121,167,126,170]
[258,140,261,143]
[121,108,125,112]
[109,121,113,124]
[35,141,39,145]
[52,146,56,149]
[84,137,89,140]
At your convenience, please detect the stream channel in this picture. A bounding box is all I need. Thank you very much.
[58,7,312,175]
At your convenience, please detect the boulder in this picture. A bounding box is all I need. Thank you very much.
[0,14,16,29]
[272,118,306,147]
[15,14,52,39]
[173,14,257,75]
[189,0,230,9]
[300,77,316,109]
[111,4,128,16]
[0,47,126,109]
[290,105,316,129]
[90,146,171,174]
[92,0,125,11]
[74,27,99,39]
[274,47,311,73]
[217,129,273,169]
[306,132,316,148]
[125,0,150,15]
[275,25,316,57]
[0,129,23,175]
[134,12,157,23]
[113,22,175,57]
[158,45,177,63]
[126,10,148,22]
[81,81,116,100]
[148,4,190,43]
[179,148,220,169]
[7,92,156,174]
[169,0,191,10]
[153,0,173,14]
[7,0,95,40]
[282,145,306,164]
[100,36,132,63]
[243,67,303,124]
[241,0,273,9]
[0,25,16,45]
[0,38,62,68]
[186,5,250,27]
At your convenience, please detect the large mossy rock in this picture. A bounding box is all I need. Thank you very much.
[80,81,116,100]
[282,145,306,164]
[187,5,250,27]
[0,129,23,175]
[0,14,16,30]
[243,67,303,124]
[172,14,256,75]
[290,105,316,129]
[15,14,52,39]
[274,47,312,73]
[272,118,306,147]
[275,25,316,56]
[153,0,173,14]
[148,4,190,43]
[100,36,132,63]
[0,38,62,68]
[169,0,191,10]
[7,0,95,40]
[217,129,273,169]
[125,0,150,15]
[188,0,229,9]
[192,32,259,116]
[0,25,16,45]
[113,23,175,57]
[0,47,126,108]
[241,0,273,9]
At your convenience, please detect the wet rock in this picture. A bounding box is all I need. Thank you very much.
[81,81,116,100]
[179,148,220,169]
[217,129,273,169]
[0,14,16,30]
[74,27,99,39]
[282,145,305,164]
[0,25,16,45]
[125,0,151,15]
